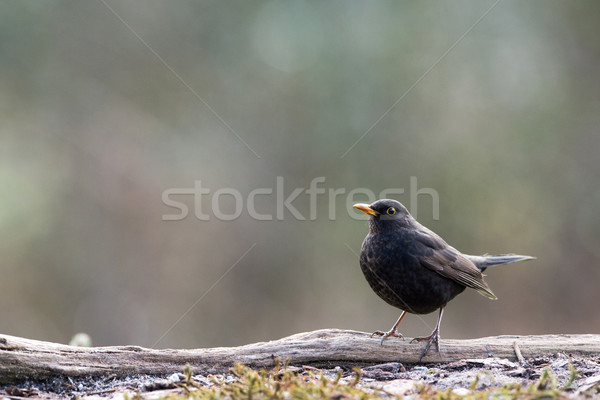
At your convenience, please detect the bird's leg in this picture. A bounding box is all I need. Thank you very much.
[371,311,406,344]
[410,306,445,361]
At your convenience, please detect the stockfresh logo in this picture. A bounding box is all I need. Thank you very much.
[162,176,439,221]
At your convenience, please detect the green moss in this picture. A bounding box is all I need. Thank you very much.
[154,363,580,400]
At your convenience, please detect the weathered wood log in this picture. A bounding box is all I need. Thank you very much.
[1,330,599,384]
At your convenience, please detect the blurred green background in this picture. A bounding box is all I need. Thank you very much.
[1,1,599,348]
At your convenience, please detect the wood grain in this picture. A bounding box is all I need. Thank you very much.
[1,330,599,384]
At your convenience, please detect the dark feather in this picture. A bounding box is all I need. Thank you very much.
[411,227,497,299]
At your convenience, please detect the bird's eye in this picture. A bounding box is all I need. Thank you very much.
[386,207,396,215]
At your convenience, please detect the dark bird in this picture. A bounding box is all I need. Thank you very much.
[354,199,534,360]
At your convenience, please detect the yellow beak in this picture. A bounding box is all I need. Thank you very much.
[353,203,379,216]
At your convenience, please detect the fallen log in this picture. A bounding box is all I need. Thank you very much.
[1,330,599,384]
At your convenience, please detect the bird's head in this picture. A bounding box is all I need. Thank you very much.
[354,199,414,233]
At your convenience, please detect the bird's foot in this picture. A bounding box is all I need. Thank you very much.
[410,329,441,361]
[371,330,405,345]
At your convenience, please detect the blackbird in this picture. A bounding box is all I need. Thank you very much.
[354,199,534,360]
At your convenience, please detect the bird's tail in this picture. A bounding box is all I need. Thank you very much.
[467,254,535,271]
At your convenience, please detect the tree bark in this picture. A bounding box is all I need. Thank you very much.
[1,330,599,384]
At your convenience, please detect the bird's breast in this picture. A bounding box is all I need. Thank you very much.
[359,233,464,314]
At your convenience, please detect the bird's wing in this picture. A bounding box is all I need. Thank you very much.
[410,227,497,300]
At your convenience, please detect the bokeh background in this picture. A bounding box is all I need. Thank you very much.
[1,1,599,348]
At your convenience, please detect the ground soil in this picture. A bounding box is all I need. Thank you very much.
[2,353,599,399]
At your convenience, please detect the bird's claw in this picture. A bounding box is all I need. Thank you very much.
[410,330,441,361]
[371,330,405,345]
